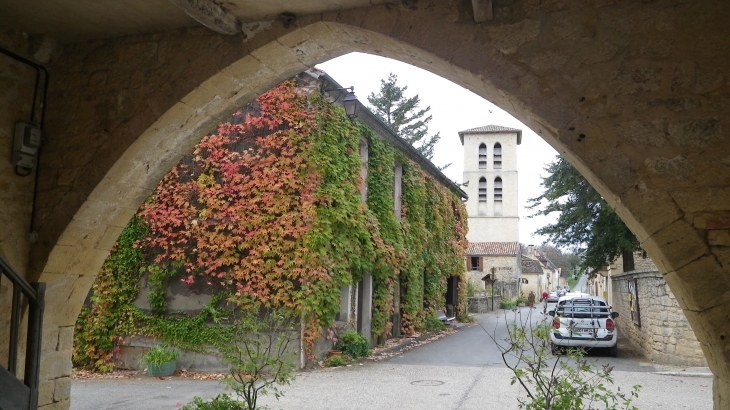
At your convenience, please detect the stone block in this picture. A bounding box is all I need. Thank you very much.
[38,380,55,406]
[709,230,730,247]
[666,256,730,311]
[57,326,75,352]
[645,219,707,273]
[54,376,71,402]
[39,350,72,381]
[488,19,541,55]
[670,187,730,212]
[249,41,308,79]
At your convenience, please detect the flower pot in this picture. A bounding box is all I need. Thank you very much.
[147,360,176,377]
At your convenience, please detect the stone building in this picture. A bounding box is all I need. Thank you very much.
[459,125,521,243]
[609,254,707,367]
[465,241,521,300]
[82,69,469,371]
[521,245,554,298]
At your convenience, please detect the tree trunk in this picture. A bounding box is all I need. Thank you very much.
[622,249,635,272]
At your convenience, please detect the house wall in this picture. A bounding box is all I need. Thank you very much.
[466,254,520,300]
[612,269,707,367]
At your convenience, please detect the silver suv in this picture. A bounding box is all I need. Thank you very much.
[547,296,619,357]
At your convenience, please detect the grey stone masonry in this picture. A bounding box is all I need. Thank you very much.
[612,270,707,367]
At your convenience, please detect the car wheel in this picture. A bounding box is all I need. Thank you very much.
[608,344,618,358]
[551,343,562,356]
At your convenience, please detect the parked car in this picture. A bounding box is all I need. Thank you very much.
[547,292,559,303]
[548,295,619,357]
[556,288,566,297]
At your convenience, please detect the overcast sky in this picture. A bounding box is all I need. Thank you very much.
[317,52,558,246]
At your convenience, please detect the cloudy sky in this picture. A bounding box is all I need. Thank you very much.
[317,52,559,246]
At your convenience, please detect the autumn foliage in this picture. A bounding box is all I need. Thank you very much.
[74,79,468,370]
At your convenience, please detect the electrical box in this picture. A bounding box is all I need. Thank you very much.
[12,122,41,170]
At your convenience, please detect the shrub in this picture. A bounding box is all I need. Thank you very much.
[182,394,243,410]
[500,299,516,309]
[456,313,474,323]
[140,344,179,366]
[334,330,371,358]
[324,355,345,367]
[422,315,447,332]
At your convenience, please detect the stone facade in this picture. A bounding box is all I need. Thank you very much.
[465,242,521,300]
[612,269,707,367]
[467,295,502,314]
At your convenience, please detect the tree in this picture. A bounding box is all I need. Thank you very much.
[491,309,641,410]
[527,156,641,275]
[367,73,445,165]
[183,306,298,410]
[536,245,581,276]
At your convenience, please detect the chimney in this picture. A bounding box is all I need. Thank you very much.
[528,244,534,256]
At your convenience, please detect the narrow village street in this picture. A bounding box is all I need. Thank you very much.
[71,305,713,410]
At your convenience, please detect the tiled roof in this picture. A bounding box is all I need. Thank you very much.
[466,242,520,256]
[521,257,543,274]
[457,124,522,145]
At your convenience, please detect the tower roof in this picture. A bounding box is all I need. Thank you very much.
[458,124,522,145]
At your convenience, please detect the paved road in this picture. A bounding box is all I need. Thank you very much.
[71,308,713,410]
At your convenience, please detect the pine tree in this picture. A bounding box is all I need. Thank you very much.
[367,73,445,165]
[527,156,641,275]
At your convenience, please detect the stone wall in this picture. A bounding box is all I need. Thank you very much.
[467,295,501,314]
[612,270,707,367]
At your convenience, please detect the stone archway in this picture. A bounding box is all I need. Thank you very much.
[17,2,730,408]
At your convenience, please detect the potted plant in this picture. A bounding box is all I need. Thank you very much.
[140,344,179,377]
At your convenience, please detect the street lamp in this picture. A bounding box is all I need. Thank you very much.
[324,86,359,119]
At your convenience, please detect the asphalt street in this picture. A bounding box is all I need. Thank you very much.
[71,307,713,410]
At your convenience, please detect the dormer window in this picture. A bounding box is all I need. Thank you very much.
[478,143,487,169]
[493,143,502,169]
[478,177,487,202]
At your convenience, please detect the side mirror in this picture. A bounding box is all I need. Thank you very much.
[611,312,619,319]
[548,310,555,316]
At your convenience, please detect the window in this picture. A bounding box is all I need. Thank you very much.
[494,177,502,216]
[478,177,487,202]
[470,256,482,271]
[494,177,502,201]
[493,143,502,169]
[478,143,487,169]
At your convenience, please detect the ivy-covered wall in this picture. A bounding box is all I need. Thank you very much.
[73,79,468,371]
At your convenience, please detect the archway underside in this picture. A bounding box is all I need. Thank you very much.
[19,1,730,408]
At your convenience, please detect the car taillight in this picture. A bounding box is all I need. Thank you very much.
[606,318,615,331]
[553,318,560,329]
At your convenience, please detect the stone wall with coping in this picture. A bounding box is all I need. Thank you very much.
[467,295,502,313]
[612,269,707,367]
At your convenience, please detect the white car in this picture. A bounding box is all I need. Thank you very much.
[548,295,619,357]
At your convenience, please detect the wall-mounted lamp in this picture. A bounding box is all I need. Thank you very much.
[457,180,469,187]
[325,86,359,119]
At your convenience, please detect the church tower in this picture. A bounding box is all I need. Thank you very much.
[458,125,521,243]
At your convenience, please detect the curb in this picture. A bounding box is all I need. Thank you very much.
[652,371,713,378]
[370,332,441,357]
[370,324,467,358]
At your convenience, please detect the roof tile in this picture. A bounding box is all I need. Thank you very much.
[466,242,520,256]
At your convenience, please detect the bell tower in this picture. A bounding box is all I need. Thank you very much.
[458,125,521,242]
